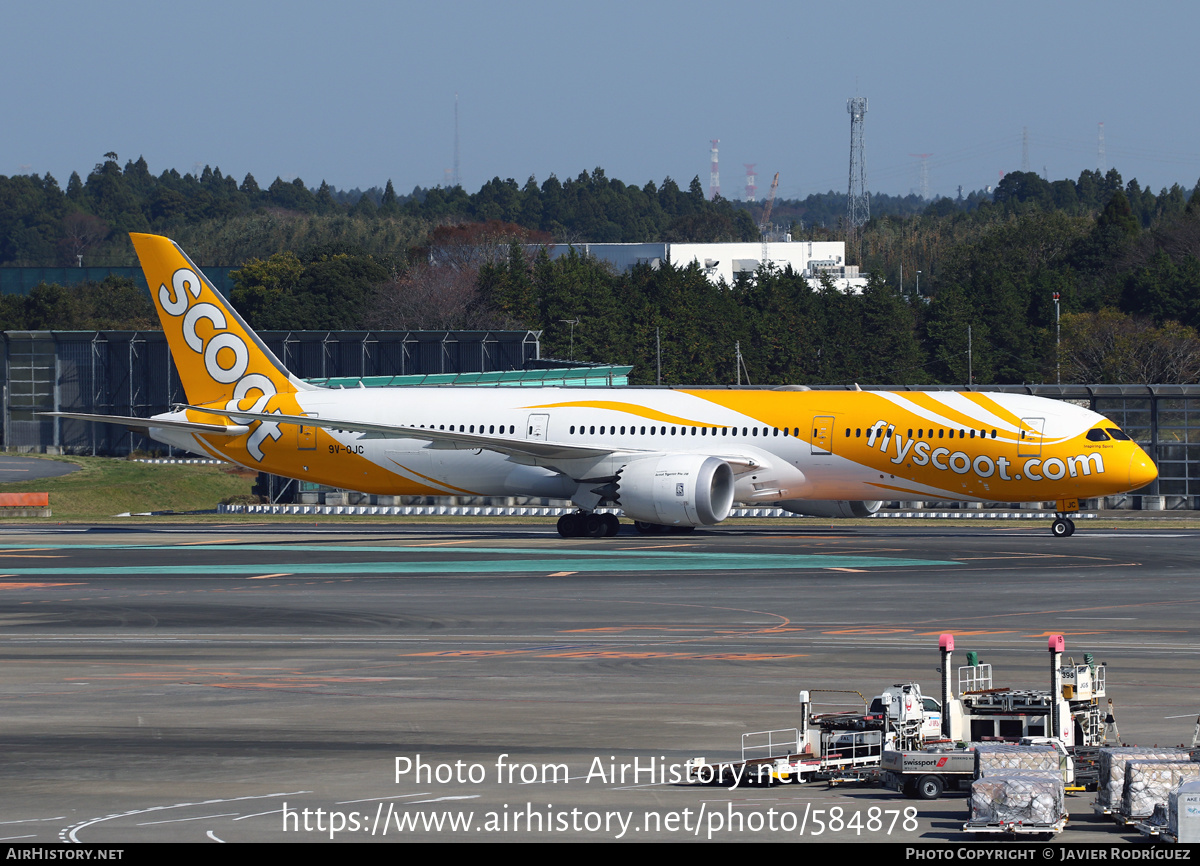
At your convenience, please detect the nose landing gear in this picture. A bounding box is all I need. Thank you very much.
[1050,517,1076,537]
[1050,498,1078,537]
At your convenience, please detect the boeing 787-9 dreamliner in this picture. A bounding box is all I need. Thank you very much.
[49,234,1158,538]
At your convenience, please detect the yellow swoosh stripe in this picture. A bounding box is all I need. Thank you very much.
[386,459,481,495]
[521,401,722,428]
[892,392,1012,437]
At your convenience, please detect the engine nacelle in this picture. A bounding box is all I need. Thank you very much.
[618,454,735,526]
[778,499,882,519]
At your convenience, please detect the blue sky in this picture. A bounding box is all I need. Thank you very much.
[5,0,1198,201]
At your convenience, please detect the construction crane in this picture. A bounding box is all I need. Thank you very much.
[760,172,780,268]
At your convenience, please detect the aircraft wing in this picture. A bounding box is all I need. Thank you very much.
[183,405,628,461]
[41,411,251,436]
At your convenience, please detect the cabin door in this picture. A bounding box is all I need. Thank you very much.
[810,416,834,455]
[1018,417,1044,457]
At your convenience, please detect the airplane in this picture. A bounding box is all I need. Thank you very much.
[47,233,1158,539]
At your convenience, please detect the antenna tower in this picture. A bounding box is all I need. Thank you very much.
[1022,127,1030,172]
[744,164,757,201]
[761,171,780,264]
[847,97,869,229]
[452,93,461,188]
[1097,121,1105,174]
[709,139,720,200]
[909,153,932,199]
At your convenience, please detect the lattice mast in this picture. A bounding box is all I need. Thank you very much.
[761,171,780,264]
[452,93,461,188]
[847,97,869,228]
[744,164,757,202]
[1097,121,1106,174]
[910,153,932,200]
[709,139,720,200]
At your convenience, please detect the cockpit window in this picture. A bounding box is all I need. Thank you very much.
[1105,428,1131,441]
[1085,429,1110,441]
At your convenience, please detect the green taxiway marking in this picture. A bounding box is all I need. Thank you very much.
[0,552,955,575]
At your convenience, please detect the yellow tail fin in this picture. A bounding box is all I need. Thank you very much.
[131,233,304,409]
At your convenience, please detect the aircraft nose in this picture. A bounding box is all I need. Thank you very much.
[1129,449,1158,490]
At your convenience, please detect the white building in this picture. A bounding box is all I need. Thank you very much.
[539,241,869,293]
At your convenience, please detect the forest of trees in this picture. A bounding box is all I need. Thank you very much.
[4,154,1200,387]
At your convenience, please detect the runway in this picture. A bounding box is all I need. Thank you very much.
[0,522,1197,844]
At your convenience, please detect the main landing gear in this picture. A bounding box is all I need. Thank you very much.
[557,511,620,538]
[1050,516,1076,537]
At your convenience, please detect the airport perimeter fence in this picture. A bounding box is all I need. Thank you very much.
[0,329,539,455]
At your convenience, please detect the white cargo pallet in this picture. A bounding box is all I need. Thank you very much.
[964,818,1066,836]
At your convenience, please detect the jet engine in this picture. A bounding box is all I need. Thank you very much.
[778,499,882,519]
[617,454,735,527]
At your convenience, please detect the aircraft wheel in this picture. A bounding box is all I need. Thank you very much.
[602,513,620,537]
[583,513,607,538]
[1066,518,1076,534]
[634,521,663,535]
[1051,518,1073,538]
[557,513,582,538]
